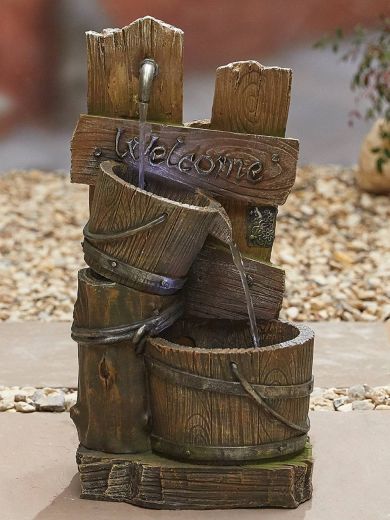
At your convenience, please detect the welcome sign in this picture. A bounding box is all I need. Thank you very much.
[71,114,299,206]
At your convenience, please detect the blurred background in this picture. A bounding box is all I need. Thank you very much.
[0,0,388,172]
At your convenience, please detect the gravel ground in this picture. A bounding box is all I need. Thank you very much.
[1,385,390,413]
[0,165,389,322]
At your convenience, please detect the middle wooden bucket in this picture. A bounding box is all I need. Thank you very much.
[146,319,314,464]
[83,160,231,295]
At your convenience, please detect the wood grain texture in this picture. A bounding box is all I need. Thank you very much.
[86,160,231,282]
[86,17,183,123]
[146,320,314,460]
[210,61,293,261]
[72,268,180,454]
[76,443,313,509]
[71,114,298,206]
[73,268,177,329]
[185,242,285,320]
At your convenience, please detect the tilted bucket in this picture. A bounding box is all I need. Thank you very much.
[83,161,231,295]
[146,319,314,463]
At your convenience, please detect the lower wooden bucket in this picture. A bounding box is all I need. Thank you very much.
[145,319,314,463]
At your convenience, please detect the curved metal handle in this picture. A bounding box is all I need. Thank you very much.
[83,212,167,242]
[230,362,310,434]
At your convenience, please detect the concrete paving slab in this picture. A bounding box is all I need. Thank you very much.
[310,321,390,387]
[0,412,389,520]
[0,322,77,388]
[0,321,389,388]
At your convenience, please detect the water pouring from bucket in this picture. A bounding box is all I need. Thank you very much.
[209,205,261,349]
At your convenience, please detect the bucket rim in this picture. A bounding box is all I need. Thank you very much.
[100,160,223,214]
[147,319,314,355]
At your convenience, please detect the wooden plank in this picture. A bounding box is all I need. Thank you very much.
[210,60,293,261]
[77,443,313,509]
[71,114,298,206]
[185,243,284,320]
[86,16,183,123]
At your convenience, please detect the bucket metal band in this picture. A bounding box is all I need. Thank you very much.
[146,357,313,399]
[83,239,186,295]
[72,299,183,346]
[151,433,308,463]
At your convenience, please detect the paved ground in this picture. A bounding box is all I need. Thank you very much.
[1,321,389,388]
[1,412,389,520]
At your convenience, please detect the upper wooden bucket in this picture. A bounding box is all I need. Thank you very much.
[146,319,314,463]
[83,161,231,295]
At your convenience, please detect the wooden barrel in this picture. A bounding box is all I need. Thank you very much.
[83,160,231,294]
[71,268,183,453]
[146,319,314,463]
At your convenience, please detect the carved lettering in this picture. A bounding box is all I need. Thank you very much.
[149,146,167,165]
[112,126,291,187]
[178,154,195,173]
[194,155,215,176]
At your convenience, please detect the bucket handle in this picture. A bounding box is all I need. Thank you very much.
[230,362,310,434]
[83,213,167,242]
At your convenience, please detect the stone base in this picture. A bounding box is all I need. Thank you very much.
[76,443,313,510]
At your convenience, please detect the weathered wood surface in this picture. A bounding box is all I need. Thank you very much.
[146,320,314,462]
[185,243,285,320]
[76,443,313,509]
[71,114,299,206]
[86,16,183,207]
[72,17,186,457]
[211,61,293,261]
[86,16,183,123]
[72,268,180,453]
[73,268,178,329]
[85,161,231,286]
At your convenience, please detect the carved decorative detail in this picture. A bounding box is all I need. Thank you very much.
[247,206,277,247]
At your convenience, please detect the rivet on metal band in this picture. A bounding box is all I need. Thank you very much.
[82,239,186,295]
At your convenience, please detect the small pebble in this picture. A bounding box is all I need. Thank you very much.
[15,401,36,413]
[0,397,14,411]
[352,399,375,411]
[35,393,65,412]
[348,384,366,400]
[338,403,353,412]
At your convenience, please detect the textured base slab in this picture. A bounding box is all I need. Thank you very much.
[76,444,313,510]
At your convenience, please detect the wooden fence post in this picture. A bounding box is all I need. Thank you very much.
[71,17,184,454]
[210,61,292,261]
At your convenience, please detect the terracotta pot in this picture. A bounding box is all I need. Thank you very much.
[356,119,390,194]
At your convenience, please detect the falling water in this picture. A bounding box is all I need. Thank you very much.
[138,101,148,190]
[229,240,261,349]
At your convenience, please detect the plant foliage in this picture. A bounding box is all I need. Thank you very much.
[314,17,390,172]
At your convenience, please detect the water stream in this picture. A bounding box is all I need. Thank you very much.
[138,101,148,190]
[137,98,260,348]
[229,241,261,349]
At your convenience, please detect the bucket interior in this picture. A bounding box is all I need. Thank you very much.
[112,163,212,208]
[158,318,300,350]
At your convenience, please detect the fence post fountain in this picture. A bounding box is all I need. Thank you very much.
[70,16,315,509]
